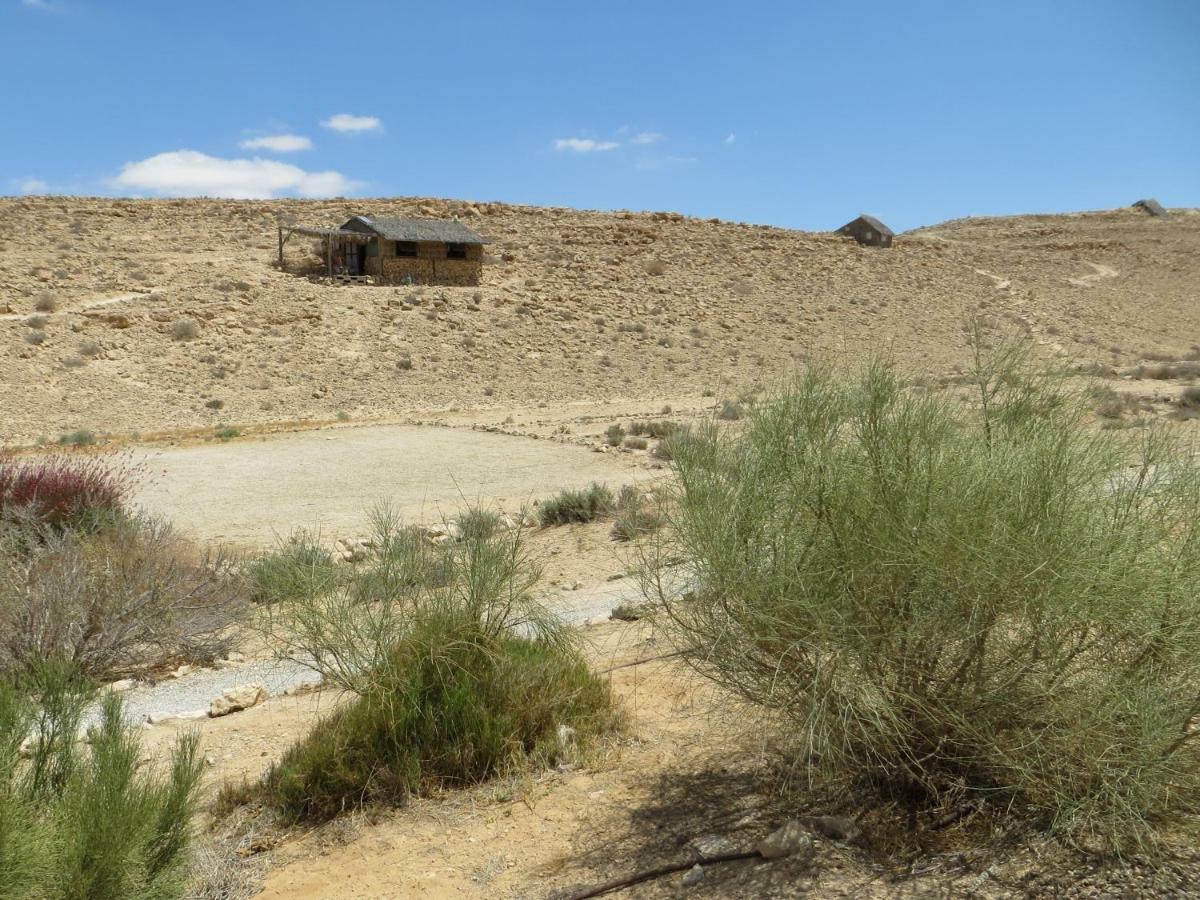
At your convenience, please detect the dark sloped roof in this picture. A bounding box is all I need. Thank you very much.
[342,215,491,244]
[843,214,894,236]
[1133,198,1169,218]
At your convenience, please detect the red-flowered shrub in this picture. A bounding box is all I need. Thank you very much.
[0,454,137,530]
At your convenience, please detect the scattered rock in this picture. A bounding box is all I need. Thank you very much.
[756,820,815,862]
[681,863,705,887]
[689,834,738,857]
[148,709,208,725]
[800,814,862,843]
[167,664,195,679]
[209,682,268,717]
[610,602,647,622]
[106,678,136,693]
[335,536,373,562]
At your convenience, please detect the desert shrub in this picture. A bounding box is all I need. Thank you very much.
[78,340,102,358]
[396,354,413,371]
[1179,386,1200,409]
[261,520,617,822]
[717,399,744,421]
[538,483,615,526]
[0,514,245,679]
[24,329,45,346]
[644,259,667,276]
[213,425,240,440]
[171,319,199,341]
[627,420,680,439]
[335,410,351,422]
[648,348,1200,852]
[62,355,85,370]
[245,531,340,605]
[456,507,501,544]
[623,437,648,451]
[33,292,57,312]
[25,315,48,330]
[611,485,662,542]
[57,430,95,447]
[0,453,133,531]
[204,398,224,410]
[604,424,626,447]
[0,663,204,899]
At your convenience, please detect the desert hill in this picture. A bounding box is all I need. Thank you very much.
[1,196,1197,444]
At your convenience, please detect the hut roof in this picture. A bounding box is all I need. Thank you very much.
[1133,198,1169,218]
[343,216,491,244]
[847,214,894,236]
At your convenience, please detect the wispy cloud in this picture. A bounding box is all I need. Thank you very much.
[110,150,360,199]
[21,0,61,11]
[15,177,50,194]
[724,133,736,145]
[631,131,664,145]
[321,113,382,134]
[553,137,619,153]
[240,134,313,153]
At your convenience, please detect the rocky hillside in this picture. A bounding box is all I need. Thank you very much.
[1,196,1197,443]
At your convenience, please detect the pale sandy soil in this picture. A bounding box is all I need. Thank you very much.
[131,422,652,548]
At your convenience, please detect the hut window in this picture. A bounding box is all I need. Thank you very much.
[395,241,417,257]
[446,242,468,260]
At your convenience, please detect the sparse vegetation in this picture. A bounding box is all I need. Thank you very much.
[610,485,662,542]
[0,513,244,679]
[0,454,130,531]
[24,329,46,346]
[78,339,102,357]
[396,354,413,371]
[61,354,85,369]
[455,507,501,543]
[1180,386,1200,408]
[717,399,744,420]
[604,423,625,447]
[204,398,224,410]
[25,314,48,329]
[245,531,340,605]
[623,436,648,450]
[213,424,241,440]
[56,429,96,446]
[649,346,1200,852]
[171,318,200,341]
[33,292,57,312]
[258,514,618,822]
[538,483,615,526]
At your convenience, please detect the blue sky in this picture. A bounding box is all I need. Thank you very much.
[2,0,1198,231]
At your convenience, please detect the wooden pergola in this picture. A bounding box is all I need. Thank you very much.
[277,223,376,280]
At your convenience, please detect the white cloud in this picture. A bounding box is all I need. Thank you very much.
[321,113,382,134]
[22,0,60,10]
[110,150,360,199]
[631,131,664,145]
[553,137,619,153]
[239,134,313,153]
[15,177,49,194]
[724,133,736,145]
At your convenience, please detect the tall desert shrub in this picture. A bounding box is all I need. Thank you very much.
[647,345,1200,851]
[0,663,204,899]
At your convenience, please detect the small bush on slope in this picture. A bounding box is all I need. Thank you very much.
[538,483,615,526]
[259,508,619,821]
[244,530,340,604]
[647,344,1200,853]
[0,662,204,900]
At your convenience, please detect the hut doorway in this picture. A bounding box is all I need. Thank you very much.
[344,242,365,276]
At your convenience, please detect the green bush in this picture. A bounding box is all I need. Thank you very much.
[604,424,626,447]
[627,420,680,439]
[56,430,95,447]
[257,506,619,821]
[649,348,1200,852]
[538,483,615,526]
[455,507,501,544]
[245,531,339,604]
[0,662,204,899]
[610,485,662,542]
[264,611,617,822]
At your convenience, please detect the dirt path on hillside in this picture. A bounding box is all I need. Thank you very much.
[132,424,649,547]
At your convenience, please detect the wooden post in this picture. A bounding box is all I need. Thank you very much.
[277,226,284,270]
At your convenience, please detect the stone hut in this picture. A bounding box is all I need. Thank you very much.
[837,214,894,248]
[279,215,490,285]
[1133,198,1169,218]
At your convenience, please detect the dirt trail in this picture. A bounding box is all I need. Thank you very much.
[132,424,649,547]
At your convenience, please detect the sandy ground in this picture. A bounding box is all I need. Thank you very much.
[131,423,650,547]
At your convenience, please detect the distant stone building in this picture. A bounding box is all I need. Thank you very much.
[279,215,490,285]
[837,214,894,248]
[1133,198,1169,218]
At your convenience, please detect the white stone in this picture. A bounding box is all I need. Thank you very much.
[681,864,705,887]
[756,820,814,861]
[209,682,268,717]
